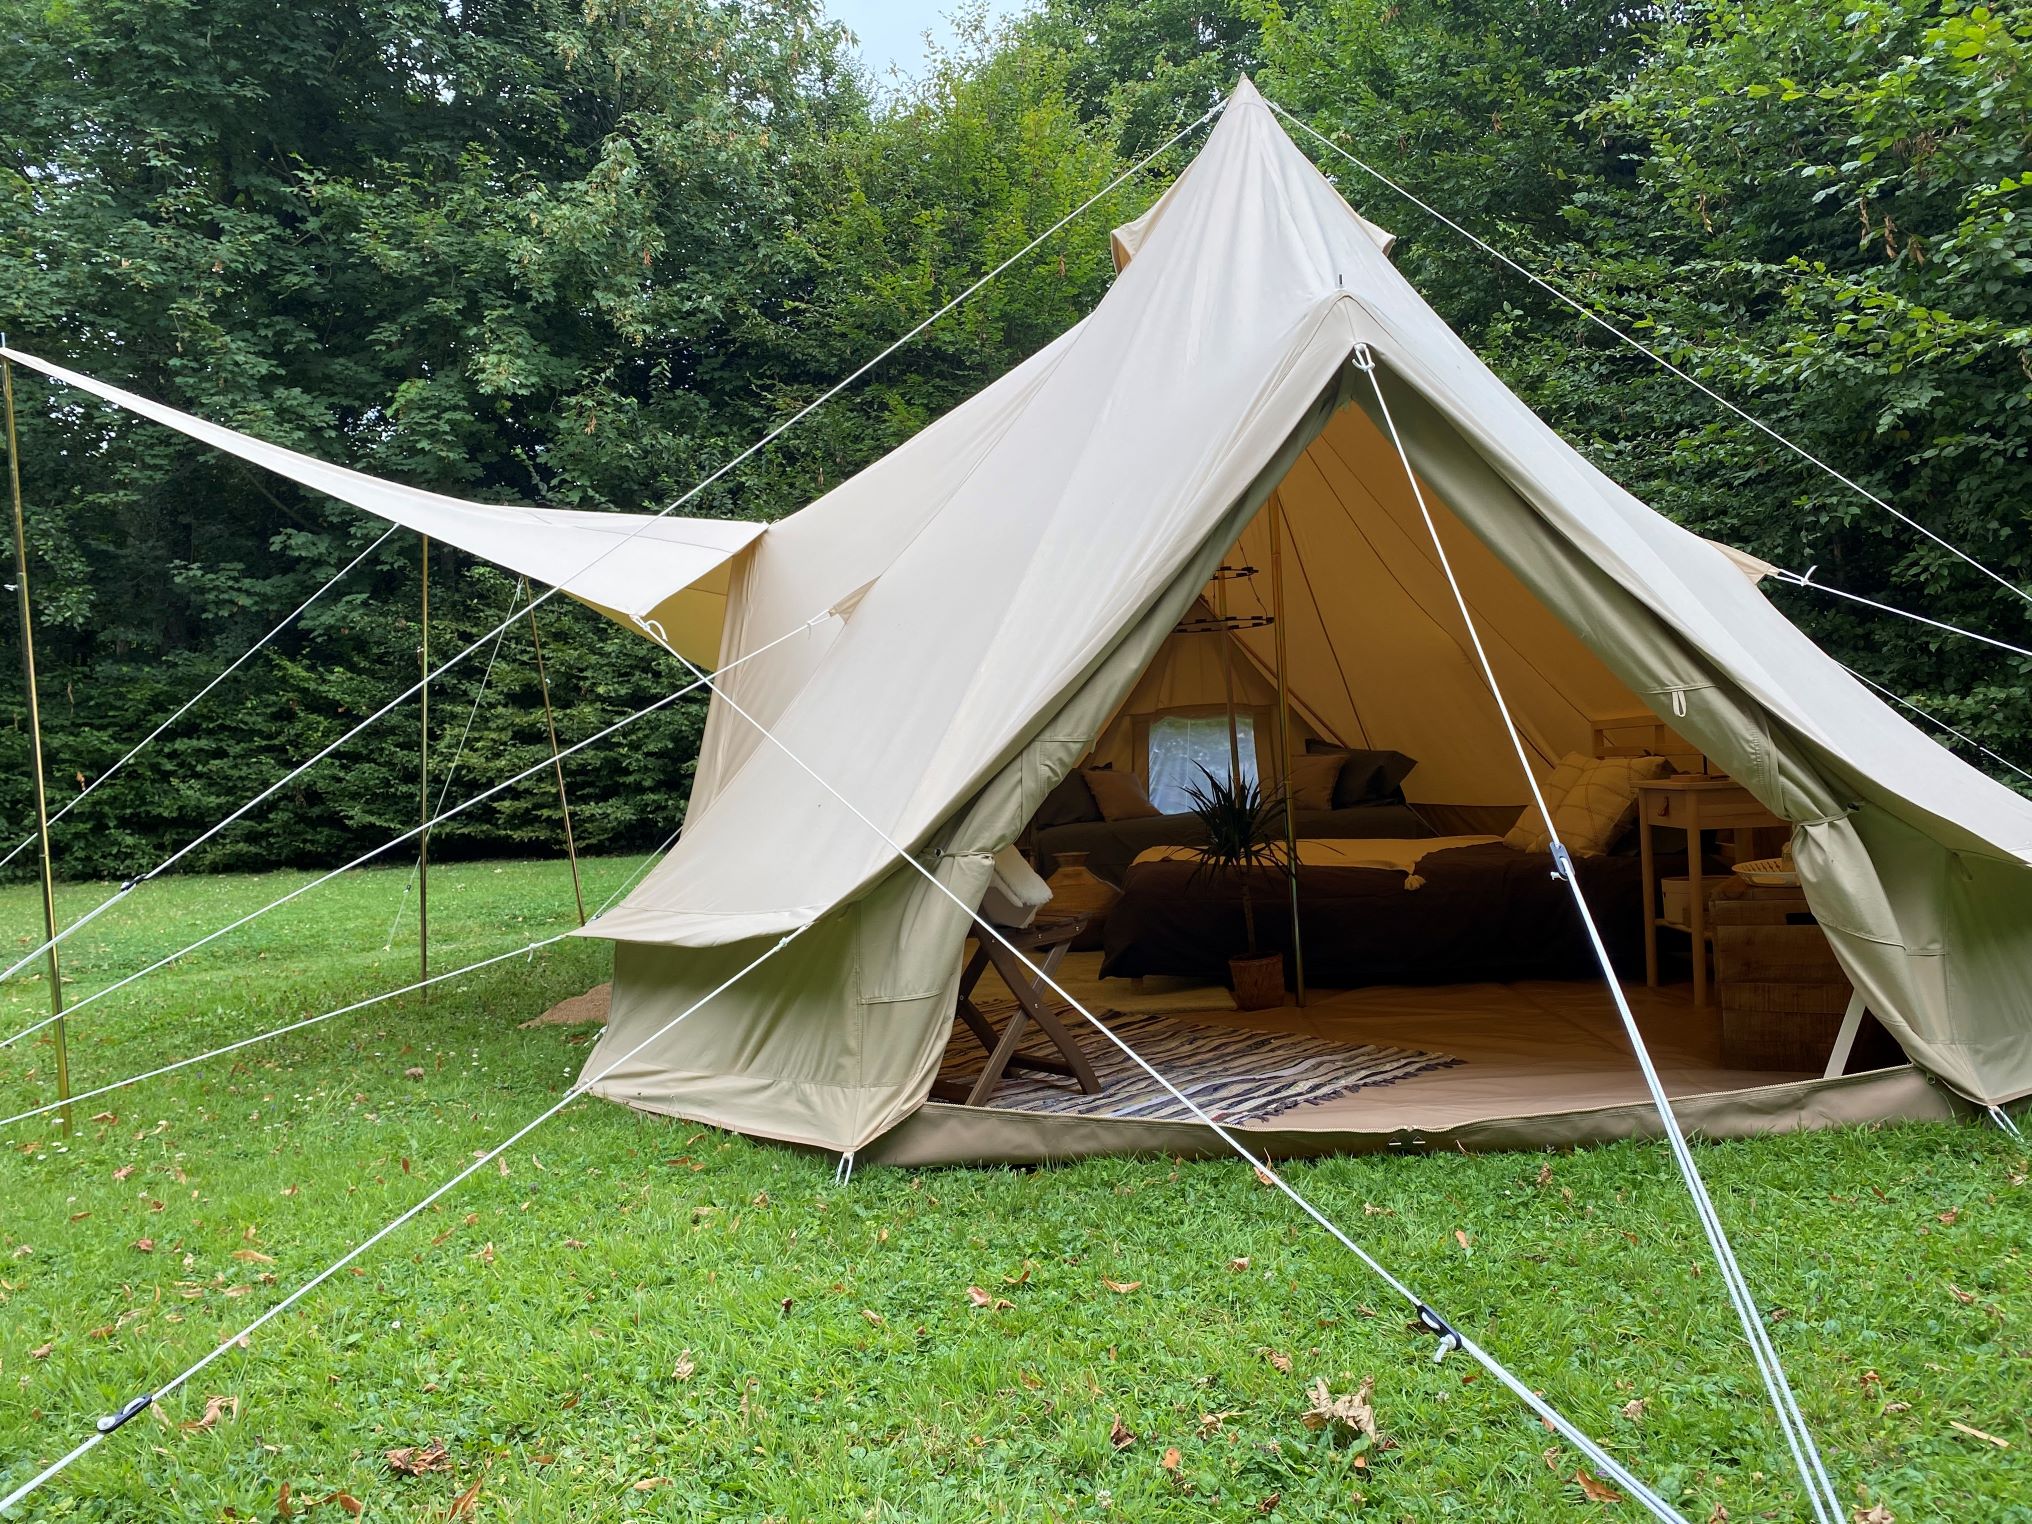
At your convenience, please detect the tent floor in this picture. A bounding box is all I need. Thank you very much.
[865,953,1958,1167]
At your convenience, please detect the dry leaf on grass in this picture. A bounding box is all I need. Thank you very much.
[317,1493,363,1517]
[633,1477,672,1492]
[1109,1417,1136,1450]
[860,1308,884,1326]
[1620,1397,1649,1422]
[1300,1376,1377,1441]
[1948,1419,2010,1448]
[1101,1277,1142,1294]
[1852,1506,1895,1524]
[447,1465,488,1520]
[1228,1257,1251,1272]
[1262,1349,1293,1374]
[671,1352,696,1381]
[29,1342,52,1360]
[181,1394,238,1432]
[386,1440,451,1475]
[1161,1446,1181,1472]
[231,1249,275,1264]
[1574,1468,1622,1504]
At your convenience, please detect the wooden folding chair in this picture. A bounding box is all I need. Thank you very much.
[933,912,1103,1107]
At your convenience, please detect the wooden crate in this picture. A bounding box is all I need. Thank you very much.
[1711,893,1851,1071]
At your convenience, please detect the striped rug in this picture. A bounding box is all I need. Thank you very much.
[940,1008,1457,1123]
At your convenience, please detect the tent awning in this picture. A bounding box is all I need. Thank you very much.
[0,347,761,664]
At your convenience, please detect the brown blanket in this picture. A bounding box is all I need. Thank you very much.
[1100,842,1686,987]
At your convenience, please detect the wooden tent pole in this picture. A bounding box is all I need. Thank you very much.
[1269,495,1305,1008]
[417,535,429,993]
[2,350,70,1132]
[520,578,584,925]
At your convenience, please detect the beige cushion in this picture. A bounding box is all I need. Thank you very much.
[1551,753,1671,855]
[1505,752,1672,857]
[1503,753,1587,853]
[1082,767,1162,821]
[1285,750,1347,811]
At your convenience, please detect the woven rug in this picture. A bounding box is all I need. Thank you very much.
[939,1008,1457,1123]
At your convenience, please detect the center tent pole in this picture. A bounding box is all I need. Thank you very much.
[519,577,584,926]
[1214,569,1244,790]
[1269,494,1304,1008]
[1,345,69,1132]
[417,535,429,993]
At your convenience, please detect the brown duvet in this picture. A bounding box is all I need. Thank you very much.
[1099,842,1690,987]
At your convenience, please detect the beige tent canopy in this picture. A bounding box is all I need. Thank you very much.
[577,81,2032,1160]
[0,347,761,665]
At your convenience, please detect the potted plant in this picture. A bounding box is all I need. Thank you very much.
[1181,763,1289,1010]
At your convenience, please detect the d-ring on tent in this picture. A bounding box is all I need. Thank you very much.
[568,80,2032,1160]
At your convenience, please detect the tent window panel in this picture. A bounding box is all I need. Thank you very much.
[1148,712,1259,812]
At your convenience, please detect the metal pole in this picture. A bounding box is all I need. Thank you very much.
[2,350,70,1131]
[417,535,429,992]
[1269,495,1305,1008]
[521,578,584,925]
[1214,570,1243,790]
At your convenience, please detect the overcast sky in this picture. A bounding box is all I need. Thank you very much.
[828,1,1031,86]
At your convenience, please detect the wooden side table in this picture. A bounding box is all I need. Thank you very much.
[1637,777,1787,1007]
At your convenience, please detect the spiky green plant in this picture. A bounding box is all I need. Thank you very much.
[1180,763,1287,957]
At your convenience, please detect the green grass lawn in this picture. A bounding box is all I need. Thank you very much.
[0,857,2026,1522]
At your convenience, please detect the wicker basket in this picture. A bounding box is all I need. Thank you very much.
[1228,952,1285,1011]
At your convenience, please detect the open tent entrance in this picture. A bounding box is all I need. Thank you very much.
[913,370,1933,1163]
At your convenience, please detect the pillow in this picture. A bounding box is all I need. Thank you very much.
[1550,753,1671,856]
[1034,768,1101,831]
[1285,750,1347,811]
[1505,752,1670,857]
[1302,740,1418,808]
[1081,767,1162,821]
[1502,753,1588,853]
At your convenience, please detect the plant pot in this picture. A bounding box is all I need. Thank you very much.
[1228,951,1285,1010]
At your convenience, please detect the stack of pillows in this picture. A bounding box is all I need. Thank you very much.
[1034,745,1419,827]
[1502,752,1672,856]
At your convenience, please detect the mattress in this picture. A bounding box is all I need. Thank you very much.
[1100,840,1675,987]
[1033,802,1430,886]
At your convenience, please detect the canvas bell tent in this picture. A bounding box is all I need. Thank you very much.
[570,80,2032,1162]
[9,82,2030,1168]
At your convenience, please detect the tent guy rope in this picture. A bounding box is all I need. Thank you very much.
[1841,664,2032,785]
[0,93,1222,993]
[1264,97,2032,625]
[1352,344,1844,1524]
[624,624,1691,1523]
[0,612,831,1053]
[0,817,689,1132]
[0,525,399,875]
[1768,567,2032,661]
[0,919,810,1517]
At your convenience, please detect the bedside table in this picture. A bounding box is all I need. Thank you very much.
[1637,777,1787,1006]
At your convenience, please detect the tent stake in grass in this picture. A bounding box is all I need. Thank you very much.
[417,533,430,994]
[524,578,585,925]
[1,343,70,1134]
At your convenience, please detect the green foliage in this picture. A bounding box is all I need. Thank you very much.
[2,0,2029,887]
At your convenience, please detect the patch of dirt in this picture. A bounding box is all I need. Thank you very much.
[521,983,611,1027]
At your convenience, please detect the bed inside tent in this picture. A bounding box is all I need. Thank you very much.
[907,393,1942,1164]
